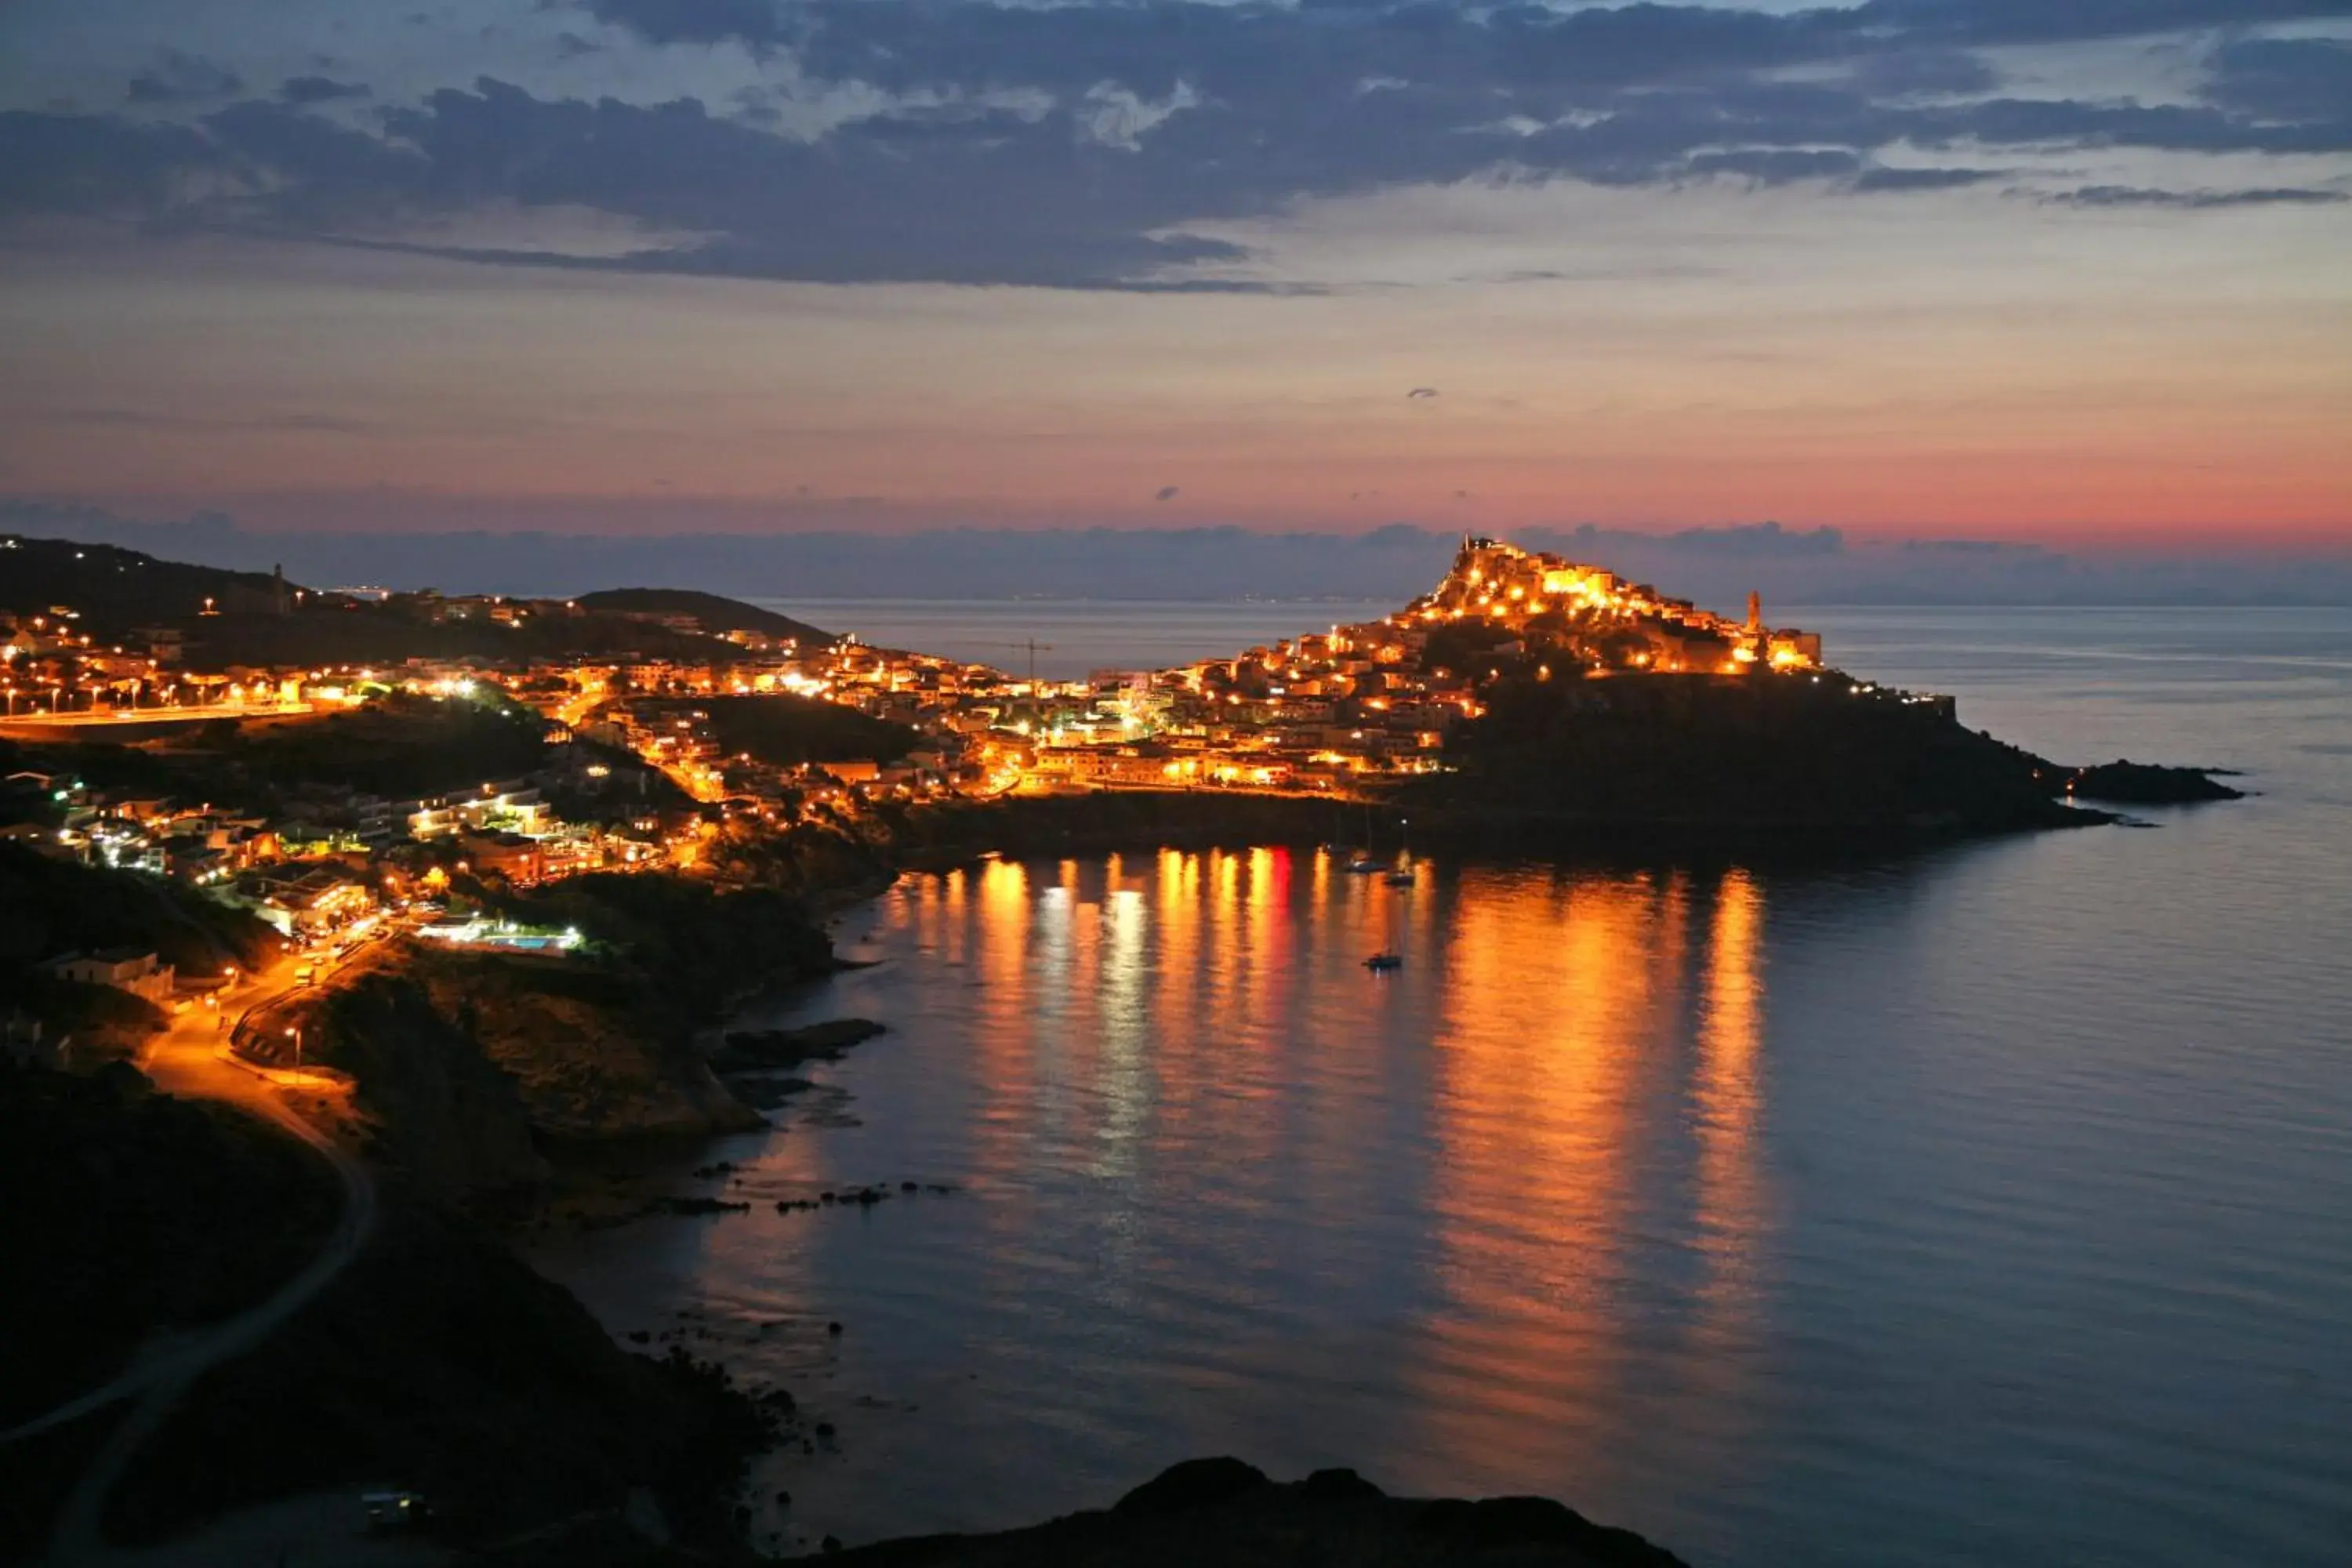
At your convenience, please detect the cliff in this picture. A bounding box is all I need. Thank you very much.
[239,873,839,1209]
[1425,671,2096,837]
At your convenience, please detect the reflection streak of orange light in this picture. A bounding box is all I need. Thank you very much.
[1408,869,1694,1472]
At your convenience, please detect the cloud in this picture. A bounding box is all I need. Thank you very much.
[1079,79,1200,153]
[2049,183,2350,208]
[1155,485,1181,502]
[4,2,2348,289]
[0,111,220,216]
[1848,0,2352,49]
[580,0,784,47]
[2205,36,2352,123]
[278,75,371,106]
[123,50,242,105]
[44,407,376,434]
[1687,148,1864,186]
[1406,387,1439,400]
[1854,164,2007,191]
[1557,521,1848,560]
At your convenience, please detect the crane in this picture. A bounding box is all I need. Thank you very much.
[988,639,1056,685]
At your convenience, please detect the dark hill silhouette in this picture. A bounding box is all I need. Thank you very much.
[0,535,801,670]
[0,536,310,630]
[575,588,833,645]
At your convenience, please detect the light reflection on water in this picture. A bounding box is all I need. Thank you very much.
[528,609,2352,1566]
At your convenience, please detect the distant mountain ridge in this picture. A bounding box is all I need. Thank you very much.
[11,503,2350,609]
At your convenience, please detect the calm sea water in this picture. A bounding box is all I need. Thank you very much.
[531,606,2352,1565]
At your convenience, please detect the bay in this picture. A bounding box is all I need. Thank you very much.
[529,605,2352,1565]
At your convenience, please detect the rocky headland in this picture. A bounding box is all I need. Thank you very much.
[790,1457,1687,1566]
[2067,759,2246,804]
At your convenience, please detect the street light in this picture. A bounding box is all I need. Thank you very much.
[285,1025,304,1086]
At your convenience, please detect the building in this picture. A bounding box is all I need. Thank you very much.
[39,948,177,1004]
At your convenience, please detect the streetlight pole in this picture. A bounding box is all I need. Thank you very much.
[285,1025,303,1086]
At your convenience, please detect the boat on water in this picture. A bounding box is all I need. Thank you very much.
[1366,883,1405,970]
[1346,857,1383,873]
[1382,819,1417,884]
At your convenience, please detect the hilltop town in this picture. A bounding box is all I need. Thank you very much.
[3,532,1837,849]
[5,527,2237,1077]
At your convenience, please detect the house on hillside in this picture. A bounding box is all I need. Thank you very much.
[39,948,176,1004]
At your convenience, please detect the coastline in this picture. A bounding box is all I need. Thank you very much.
[9,750,2246,1562]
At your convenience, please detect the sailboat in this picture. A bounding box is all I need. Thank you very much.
[1384,816,1417,886]
[1364,886,1404,971]
[1346,802,1383,872]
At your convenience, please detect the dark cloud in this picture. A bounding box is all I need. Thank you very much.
[1687,148,1865,185]
[2049,184,2350,208]
[1853,165,2007,191]
[0,111,219,215]
[583,0,785,46]
[5,2,2348,289]
[278,75,372,105]
[1155,485,1181,502]
[554,31,606,59]
[1557,521,1847,559]
[1848,0,2352,48]
[1406,387,1439,399]
[124,50,243,105]
[1842,46,2001,99]
[2205,37,2352,123]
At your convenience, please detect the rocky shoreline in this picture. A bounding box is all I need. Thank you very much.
[9,736,2251,1563]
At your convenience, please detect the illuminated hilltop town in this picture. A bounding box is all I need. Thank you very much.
[1414,536,1821,673]
[4,534,1862,935]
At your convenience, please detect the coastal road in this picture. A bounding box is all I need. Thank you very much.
[3,953,382,1566]
[0,700,314,734]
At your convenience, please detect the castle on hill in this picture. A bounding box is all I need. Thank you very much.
[1406,535,1823,675]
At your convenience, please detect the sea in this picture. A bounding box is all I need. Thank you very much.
[528,604,2352,1566]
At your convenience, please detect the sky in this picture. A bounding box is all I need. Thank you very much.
[0,0,2347,553]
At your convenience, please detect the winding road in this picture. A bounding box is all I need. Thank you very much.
[2,960,381,1566]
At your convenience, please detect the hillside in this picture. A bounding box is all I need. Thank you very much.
[619,693,916,766]
[1426,670,2085,835]
[0,535,795,670]
[575,587,833,645]
[0,536,315,631]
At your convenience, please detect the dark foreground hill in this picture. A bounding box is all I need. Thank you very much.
[796,1457,1688,1566]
